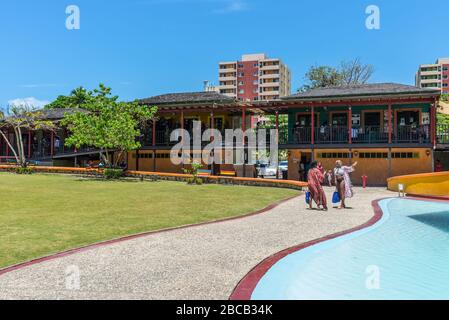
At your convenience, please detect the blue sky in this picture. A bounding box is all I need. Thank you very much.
[0,0,448,107]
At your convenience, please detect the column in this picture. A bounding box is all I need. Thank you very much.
[180,111,185,169]
[242,107,247,177]
[6,130,9,157]
[431,100,437,147]
[51,131,55,156]
[210,110,215,175]
[311,106,315,145]
[348,106,352,144]
[152,119,156,172]
[28,131,32,158]
[388,104,392,144]
[275,111,279,179]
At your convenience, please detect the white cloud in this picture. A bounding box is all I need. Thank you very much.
[8,97,50,109]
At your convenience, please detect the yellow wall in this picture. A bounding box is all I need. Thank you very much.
[388,171,449,197]
[127,150,183,173]
[287,147,433,186]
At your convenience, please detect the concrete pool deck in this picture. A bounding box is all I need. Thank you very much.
[0,187,393,300]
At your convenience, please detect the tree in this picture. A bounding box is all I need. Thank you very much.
[45,86,94,109]
[299,59,374,91]
[58,84,157,168]
[299,66,342,92]
[340,58,374,85]
[0,105,55,168]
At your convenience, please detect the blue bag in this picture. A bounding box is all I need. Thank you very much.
[305,191,311,204]
[332,191,341,204]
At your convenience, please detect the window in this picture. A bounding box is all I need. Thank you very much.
[391,152,419,159]
[359,153,388,159]
[238,81,244,85]
[239,89,245,94]
[253,80,258,85]
[443,83,448,87]
[318,153,352,159]
[238,64,244,68]
[238,72,244,77]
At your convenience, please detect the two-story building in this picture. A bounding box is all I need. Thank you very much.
[130,83,441,185]
[0,83,443,186]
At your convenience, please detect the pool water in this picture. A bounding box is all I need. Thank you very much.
[252,198,449,300]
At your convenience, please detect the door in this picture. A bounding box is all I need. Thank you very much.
[397,111,419,127]
[396,110,420,142]
[364,112,381,127]
[296,114,319,127]
[363,112,382,143]
[331,112,348,126]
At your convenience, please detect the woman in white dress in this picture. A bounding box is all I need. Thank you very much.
[334,160,358,209]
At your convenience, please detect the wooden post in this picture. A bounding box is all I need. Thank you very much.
[388,104,392,144]
[242,106,247,177]
[311,106,315,145]
[180,111,185,169]
[210,110,215,175]
[6,131,9,157]
[152,119,156,172]
[50,131,55,156]
[28,131,32,158]
[275,110,279,179]
[152,119,156,146]
[431,99,437,148]
[348,106,352,144]
[135,149,139,171]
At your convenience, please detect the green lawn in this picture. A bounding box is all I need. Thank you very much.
[0,173,297,268]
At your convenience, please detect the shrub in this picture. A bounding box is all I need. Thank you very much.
[103,168,124,180]
[15,167,34,175]
[182,162,204,185]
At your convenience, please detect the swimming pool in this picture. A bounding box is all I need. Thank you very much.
[252,198,449,300]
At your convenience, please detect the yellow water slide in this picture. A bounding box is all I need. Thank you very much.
[387,171,449,197]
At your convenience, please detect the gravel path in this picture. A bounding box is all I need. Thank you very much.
[0,187,393,300]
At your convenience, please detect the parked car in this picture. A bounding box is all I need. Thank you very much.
[278,161,288,172]
[256,163,277,178]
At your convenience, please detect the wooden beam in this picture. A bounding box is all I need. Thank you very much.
[388,104,392,144]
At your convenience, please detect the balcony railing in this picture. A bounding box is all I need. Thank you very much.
[393,125,430,144]
[136,125,434,148]
[285,125,431,145]
[316,126,348,144]
[352,126,388,144]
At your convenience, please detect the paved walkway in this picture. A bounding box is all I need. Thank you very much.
[0,187,393,300]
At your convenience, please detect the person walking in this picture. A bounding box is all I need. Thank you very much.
[307,161,328,211]
[334,160,358,209]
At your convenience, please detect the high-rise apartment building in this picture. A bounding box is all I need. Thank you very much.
[416,58,449,94]
[218,53,291,101]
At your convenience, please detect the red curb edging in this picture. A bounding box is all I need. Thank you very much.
[0,194,300,277]
[228,197,389,300]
